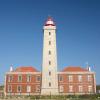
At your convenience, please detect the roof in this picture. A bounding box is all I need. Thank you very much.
[14,66,38,72]
[62,66,89,72]
[45,17,55,26]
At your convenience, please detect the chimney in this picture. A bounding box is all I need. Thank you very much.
[10,64,13,72]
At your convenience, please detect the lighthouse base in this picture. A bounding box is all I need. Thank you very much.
[41,88,59,95]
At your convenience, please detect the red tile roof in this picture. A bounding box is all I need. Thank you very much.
[62,66,88,72]
[15,66,38,72]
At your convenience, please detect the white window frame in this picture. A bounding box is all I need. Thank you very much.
[18,75,22,82]
[88,85,92,93]
[8,85,12,92]
[68,75,73,82]
[27,85,31,93]
[59,85,64,92]
[69,85,73,92]
[27,75,31,82]
[78,75,82,82]
[17,85,22,93]
[87,75,92,82]
[8,75,13,82]
[79,85,83,92]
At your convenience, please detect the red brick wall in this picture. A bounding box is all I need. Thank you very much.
[58,73,95,94]
[6,73,41,94]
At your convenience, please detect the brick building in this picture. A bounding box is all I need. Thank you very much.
[4,17,96,96]
[5,66,96,96]
[5,66,41,96]
[58,66,96,95]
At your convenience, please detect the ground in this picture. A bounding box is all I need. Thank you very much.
[0,94,100,100]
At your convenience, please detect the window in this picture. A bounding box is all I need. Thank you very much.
[27,75,31,82]
[79,85,83,92]
[59,85,64,92]
[17,85,22,92]
[88,85,92,93]
[8,75,13,82]
[49,50,51,55]
[87,75,92,82]
[59,76,63,82]
[49,32,51,35]
[49,61,51,65]
[69,85,73,92]
[18,75,22,82]
[36,85,40,92]
[8,85,12,92]
[27,85,31,93]
[78,75,82,82]
[49,41,51,45]
[49,71,51,76]
[49,82,51,87]
[36,76,41,82]
[68,75,73,82]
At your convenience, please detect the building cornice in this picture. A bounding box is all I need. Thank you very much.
[57,71,95,74]
[6,72,41,75]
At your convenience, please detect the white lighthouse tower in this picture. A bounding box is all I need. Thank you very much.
[41,17,58,95]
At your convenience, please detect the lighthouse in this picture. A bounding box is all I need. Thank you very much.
[41,17,58,95]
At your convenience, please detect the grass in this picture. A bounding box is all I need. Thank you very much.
[0,94,100,100]
[28,94,100,100]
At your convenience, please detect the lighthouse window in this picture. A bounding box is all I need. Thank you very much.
[49,82,51,87]
[49,50,51,55]
[49,32,51,35]
[49,61,51,65]
[49,71,51,76]
[49,41,51,45]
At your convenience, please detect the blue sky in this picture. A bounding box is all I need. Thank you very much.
[0,0,100,85]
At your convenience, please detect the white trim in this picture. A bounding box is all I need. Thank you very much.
[27,85,31,93]
[27,74,31,82]
[7,83,40,85]
[6,93,41,96]
[18,75,22,82]
[68,75,73,82]
[87,75,92,82]
[59,85,64,92]
[58,72,95,74]
[4,75,6,96]
[69,85,73,92]
[6,72,41,75]
[78,85,83,92]
[78,75,82,82]
[94,73,96,93]
[59,83,94,85]
[8,85,12,93]
[88,85,93,93]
